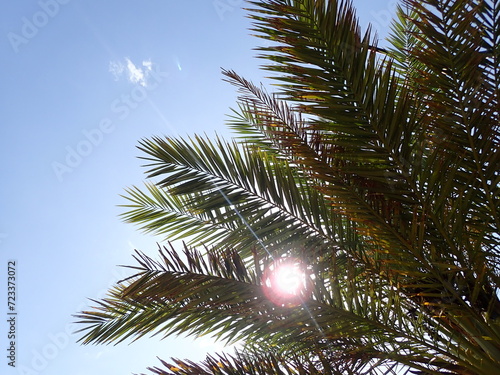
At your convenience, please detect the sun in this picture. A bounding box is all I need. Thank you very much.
[262,258,313,307]
[273,263,305,295]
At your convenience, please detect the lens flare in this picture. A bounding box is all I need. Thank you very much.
[262,258,313,307]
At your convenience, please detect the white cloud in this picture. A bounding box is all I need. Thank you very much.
[108,60,124,81]
[109,58,154,87]
[142,59,153,71]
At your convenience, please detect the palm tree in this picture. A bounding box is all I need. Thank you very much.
[74,0,500,373]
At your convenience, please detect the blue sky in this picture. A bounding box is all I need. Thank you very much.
[0,1,397,374]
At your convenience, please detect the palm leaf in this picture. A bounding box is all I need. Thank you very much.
[139,350,417,375]
[121,135,350,260]
[75,244,476,373]
[76,0,500,374]
[243,0,428,262]
[386,4,426,85]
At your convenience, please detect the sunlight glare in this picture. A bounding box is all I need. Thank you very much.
[262,258,312,307]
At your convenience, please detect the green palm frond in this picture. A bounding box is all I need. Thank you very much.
[75,244,475,373]
[244,0,500,326]
[121,135,350,259]
[479,0,500,107]
[139,350,415,375]
[386,4,426,85]
[244,1,428,260]
[246,0,499,255]
[247,0,421,171]
[393,0,500,327]
[140,351,309,375]
[76,0,500,374]
[403,0,500,229]
[222,69,420,265]
[121,183,231,245]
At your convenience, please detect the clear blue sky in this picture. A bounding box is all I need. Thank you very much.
[0,1,396,374]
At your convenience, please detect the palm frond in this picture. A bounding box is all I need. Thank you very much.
[76,1,500,374]
[222,69,421,266]
[395,0,500,325]
[139,350,416,375]
[75,244,476,373]
[243,0,500,325]
[386,4,426,85]
[242,0,429,261]
[121,135,349,260]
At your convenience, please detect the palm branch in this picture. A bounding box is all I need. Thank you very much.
[75,0,500,373]
[119,135,346,258]
[75,244,474,374]
[247,0,500,356]
[139,350,416,375]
